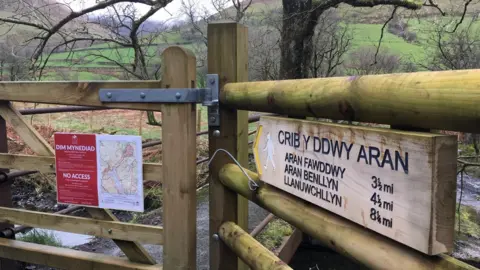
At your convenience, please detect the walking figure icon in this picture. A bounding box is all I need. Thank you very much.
[263,133,275,171]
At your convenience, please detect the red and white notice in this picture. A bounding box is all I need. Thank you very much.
[54,133,143,212]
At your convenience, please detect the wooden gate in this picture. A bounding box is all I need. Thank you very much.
[0,46,198,270]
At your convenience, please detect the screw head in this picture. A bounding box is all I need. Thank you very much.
[140,92,146,99]
[212,234,219,240]
[108,229,113,234]
[213,130,220,137]
[106,92,112,98]
[175,92,182,99]
[210,116,216,123]
[209,78,215,85]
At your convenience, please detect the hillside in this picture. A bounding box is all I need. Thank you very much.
[29,0,480,80]
[0,0,109,49]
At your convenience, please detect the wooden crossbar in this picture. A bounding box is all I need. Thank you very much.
[0,238,162,270]
[0,81,162,111]
[0,153,162,182]
[0,102,157,264]
[0,207,163,245]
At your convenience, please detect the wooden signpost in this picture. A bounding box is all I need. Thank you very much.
[253,116,457,255]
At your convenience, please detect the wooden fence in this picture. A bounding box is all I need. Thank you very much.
[0,46,200,270]
[0,20,477,270]
[206,21,480,270]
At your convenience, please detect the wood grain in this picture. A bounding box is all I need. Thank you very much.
[219,164,474,270]
[223,69,480,133]
[253,116,457,255]
[0,238,162,270]
[0,153,162,182]
[0,207,163,244]
[161,46,197,270]
[276,229,303,264]
[0,80,162,111]
[207,21,249,270]
[2,104,156,264]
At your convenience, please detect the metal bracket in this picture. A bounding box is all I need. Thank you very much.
[99,74,220,127]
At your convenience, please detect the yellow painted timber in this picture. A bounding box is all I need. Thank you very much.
[218,164,477,270]
[0,207,163,245]
[223,69,480,133]
[0,80,162,110]
[0,238,162,270]
[0,153,162,182]
[219,221,292,270]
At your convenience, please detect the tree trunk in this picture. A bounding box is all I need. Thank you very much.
[280,0,322,79]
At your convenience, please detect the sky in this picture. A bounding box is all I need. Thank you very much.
[68,0,225,22]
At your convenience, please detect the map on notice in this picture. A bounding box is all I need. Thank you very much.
[54,133,144,212]
[97,135,143,211]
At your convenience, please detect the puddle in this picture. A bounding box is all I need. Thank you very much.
[16,227,93,247]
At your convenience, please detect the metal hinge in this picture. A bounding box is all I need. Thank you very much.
[99,74,220,127]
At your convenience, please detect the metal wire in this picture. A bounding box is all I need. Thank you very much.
[207,148,259,191]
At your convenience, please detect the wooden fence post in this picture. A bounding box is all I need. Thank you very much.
[161,46,197,270]
[0,102,19,270]
[208,21,249,270]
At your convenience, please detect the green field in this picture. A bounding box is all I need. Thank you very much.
[41,15,479,77]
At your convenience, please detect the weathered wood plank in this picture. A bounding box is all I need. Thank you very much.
[0,103,52,156]
[253,116,457,255]
[0,101,19,270]
[276,229,303,264]
[161,46,197,270]
[0,238,162,270]
[0,81,162,111]
[219,165,475,270]
[0,207,163,245]
[208,21,249,270]
[0,153,162,182]
[3,110,156,264]
[223,69,480,133]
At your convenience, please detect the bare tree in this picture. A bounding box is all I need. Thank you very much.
[310,9,352,78]
[423,16,480,71]
[279,0,474,80]
[0,0,174,78]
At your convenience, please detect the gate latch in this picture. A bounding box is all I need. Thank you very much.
[99,74,220,127]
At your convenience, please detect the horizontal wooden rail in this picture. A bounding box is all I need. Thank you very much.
[0,153,162,182]
[6,206,83,237]
[219,221,292,270]
[250,213,275,237]
[0,81,162,111]
[223,69,480,133]
[219,164,477,270]
[0,207,163,245]
[19,106,110,115]
[0,238,161,270]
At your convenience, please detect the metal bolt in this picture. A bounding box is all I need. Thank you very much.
[209,78,215,85]
[108,229,112,234]
[210,116,216,123]
[212,234,219,241]
[175,92,182,99]
[49,164,54,168]
[106,92,112,98]
[213,130,220,137]
[140,92,146,99]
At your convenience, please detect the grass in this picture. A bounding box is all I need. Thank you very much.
[18,229,63,247]
[455,204,480,239]
[256,218,293,251]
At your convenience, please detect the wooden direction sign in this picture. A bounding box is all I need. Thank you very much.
[253,116,457,255]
